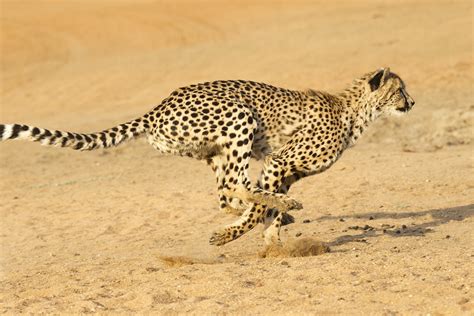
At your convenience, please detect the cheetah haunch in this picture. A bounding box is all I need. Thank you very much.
[0,68,414,246]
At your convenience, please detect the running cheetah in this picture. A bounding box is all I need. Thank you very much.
[0,68,414,246]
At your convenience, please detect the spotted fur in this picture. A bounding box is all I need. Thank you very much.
[0,68,414,246]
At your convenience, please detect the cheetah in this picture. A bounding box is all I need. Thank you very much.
[0,68,414,246]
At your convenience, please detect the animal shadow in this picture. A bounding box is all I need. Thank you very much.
[318,204,474,247]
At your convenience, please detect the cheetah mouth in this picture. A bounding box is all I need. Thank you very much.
[397,102,413,113]
[397,107,410,113]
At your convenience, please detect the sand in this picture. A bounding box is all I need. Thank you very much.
[0,0,473,314]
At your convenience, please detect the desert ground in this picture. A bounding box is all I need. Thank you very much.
[0,0,473,314]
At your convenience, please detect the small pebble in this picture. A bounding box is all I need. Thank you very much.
[396,230,401,234]
[402,225,407,229]
[339,218,345,222]
[295,232,302,237]
[363,225,373,231]
[369,216,374,220]
[445,235,451,239]
[303,219,311,223]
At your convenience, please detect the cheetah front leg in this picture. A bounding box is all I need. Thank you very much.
[222,186,303,213]
[263,125,340,244]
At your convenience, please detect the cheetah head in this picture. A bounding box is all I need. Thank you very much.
[365,68,415,117]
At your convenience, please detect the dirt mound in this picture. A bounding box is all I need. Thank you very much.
[259,238,330,258]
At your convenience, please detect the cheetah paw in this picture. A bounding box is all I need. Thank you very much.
[209,230,230,246]
[222,206,245,216]
[283,196,303,211]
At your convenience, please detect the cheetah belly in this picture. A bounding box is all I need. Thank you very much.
[146,133,221,160]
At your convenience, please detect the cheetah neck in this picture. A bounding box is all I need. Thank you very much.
[338,86,379,147]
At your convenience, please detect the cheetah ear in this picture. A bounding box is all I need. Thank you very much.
[368,67,390,91]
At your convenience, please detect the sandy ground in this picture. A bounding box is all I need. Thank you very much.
[0,0,473,314]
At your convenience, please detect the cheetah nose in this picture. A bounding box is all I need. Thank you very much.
[405,98,415,110]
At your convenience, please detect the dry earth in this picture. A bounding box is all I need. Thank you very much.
[0,0,473,314]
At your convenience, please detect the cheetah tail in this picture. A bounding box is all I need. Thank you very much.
[0,117,149,151]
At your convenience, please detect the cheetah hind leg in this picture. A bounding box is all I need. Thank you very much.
[209,205,259,246]
[218,195,248,216]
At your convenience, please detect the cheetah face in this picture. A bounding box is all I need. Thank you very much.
[367,68,415,117]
